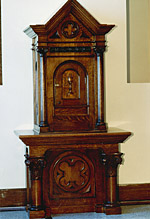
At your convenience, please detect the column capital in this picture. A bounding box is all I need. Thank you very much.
[101,152,123,177]
[25,156,46,180]
[37,47,48,56]
[93,46,105,55]
[102,152,123,166]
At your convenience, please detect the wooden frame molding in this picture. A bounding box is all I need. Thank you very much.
[0,184,150,208]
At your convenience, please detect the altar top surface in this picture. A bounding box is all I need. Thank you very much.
[15,128,132,146]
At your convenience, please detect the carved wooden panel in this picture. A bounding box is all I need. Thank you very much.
[62,69,80,99]
[54,155,90,192]
[54,60,87,107]
[48,151,95,198]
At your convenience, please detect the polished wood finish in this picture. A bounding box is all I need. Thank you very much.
[0,189,27,207]
[16,128,131,218]
[19,0,132,218]
[120,183,150,204]
[24,0,115,133]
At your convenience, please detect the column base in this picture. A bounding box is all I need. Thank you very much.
[29,205,43,211]
[95,204,105,213]
[104,205,121,215]
[28,210,45,219]
[96,122,107,132]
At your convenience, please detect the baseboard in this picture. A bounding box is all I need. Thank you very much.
[0,188,26,207]
[0,184,150,208]
[119,183,150,205]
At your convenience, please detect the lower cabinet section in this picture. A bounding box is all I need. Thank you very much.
[17,129,131,219]
[26,149,123,218]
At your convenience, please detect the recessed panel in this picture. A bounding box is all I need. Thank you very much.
[62,69,80,99]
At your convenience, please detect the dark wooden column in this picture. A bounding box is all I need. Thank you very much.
[25,156,46,211]
[102,152,123,215]
[94,47,107,131]
[37,47,49,131]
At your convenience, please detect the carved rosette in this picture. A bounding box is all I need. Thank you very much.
[101,153,123,177]
[54,155,90,192]
[25,157,46,180]
[61,20,79,38]
[50,151,95,198]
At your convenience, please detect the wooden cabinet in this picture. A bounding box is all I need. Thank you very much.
[16,0,131,218]
[16,129,131,218]
[24,0,115,133]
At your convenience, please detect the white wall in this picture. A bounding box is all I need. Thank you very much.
[0,0,150,189]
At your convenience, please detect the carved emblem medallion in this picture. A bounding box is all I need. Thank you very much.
[54,154,90,192]
[61,21,79,38]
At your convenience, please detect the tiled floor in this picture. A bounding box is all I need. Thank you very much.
[0,205,150,219]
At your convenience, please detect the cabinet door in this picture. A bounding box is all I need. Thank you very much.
[54,60,87,108]
[53,60,90,131]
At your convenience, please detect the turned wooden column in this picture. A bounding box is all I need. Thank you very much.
[37,47,48,129]
[25,156,46,211]
[102,152,123,214]
[94,47,107,131]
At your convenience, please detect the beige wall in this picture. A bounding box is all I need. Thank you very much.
[0,0,150,189]
[128,0,150,82]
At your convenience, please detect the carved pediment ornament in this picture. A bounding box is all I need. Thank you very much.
[61,20,79,38]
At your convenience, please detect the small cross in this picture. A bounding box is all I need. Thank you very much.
[64,23,77,36]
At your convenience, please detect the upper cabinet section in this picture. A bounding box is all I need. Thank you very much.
[24,0,115,133]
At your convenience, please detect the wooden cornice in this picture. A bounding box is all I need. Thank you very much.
[15,128,131,146]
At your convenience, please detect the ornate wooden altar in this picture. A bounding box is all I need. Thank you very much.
[16,0,131,218]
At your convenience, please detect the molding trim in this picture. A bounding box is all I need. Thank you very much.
[0,184,150,208]
[119,183,150,205]
[0,188,26,207]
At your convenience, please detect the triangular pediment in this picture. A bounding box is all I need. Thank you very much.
[47,13,92,41]
[25,0,114,38]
